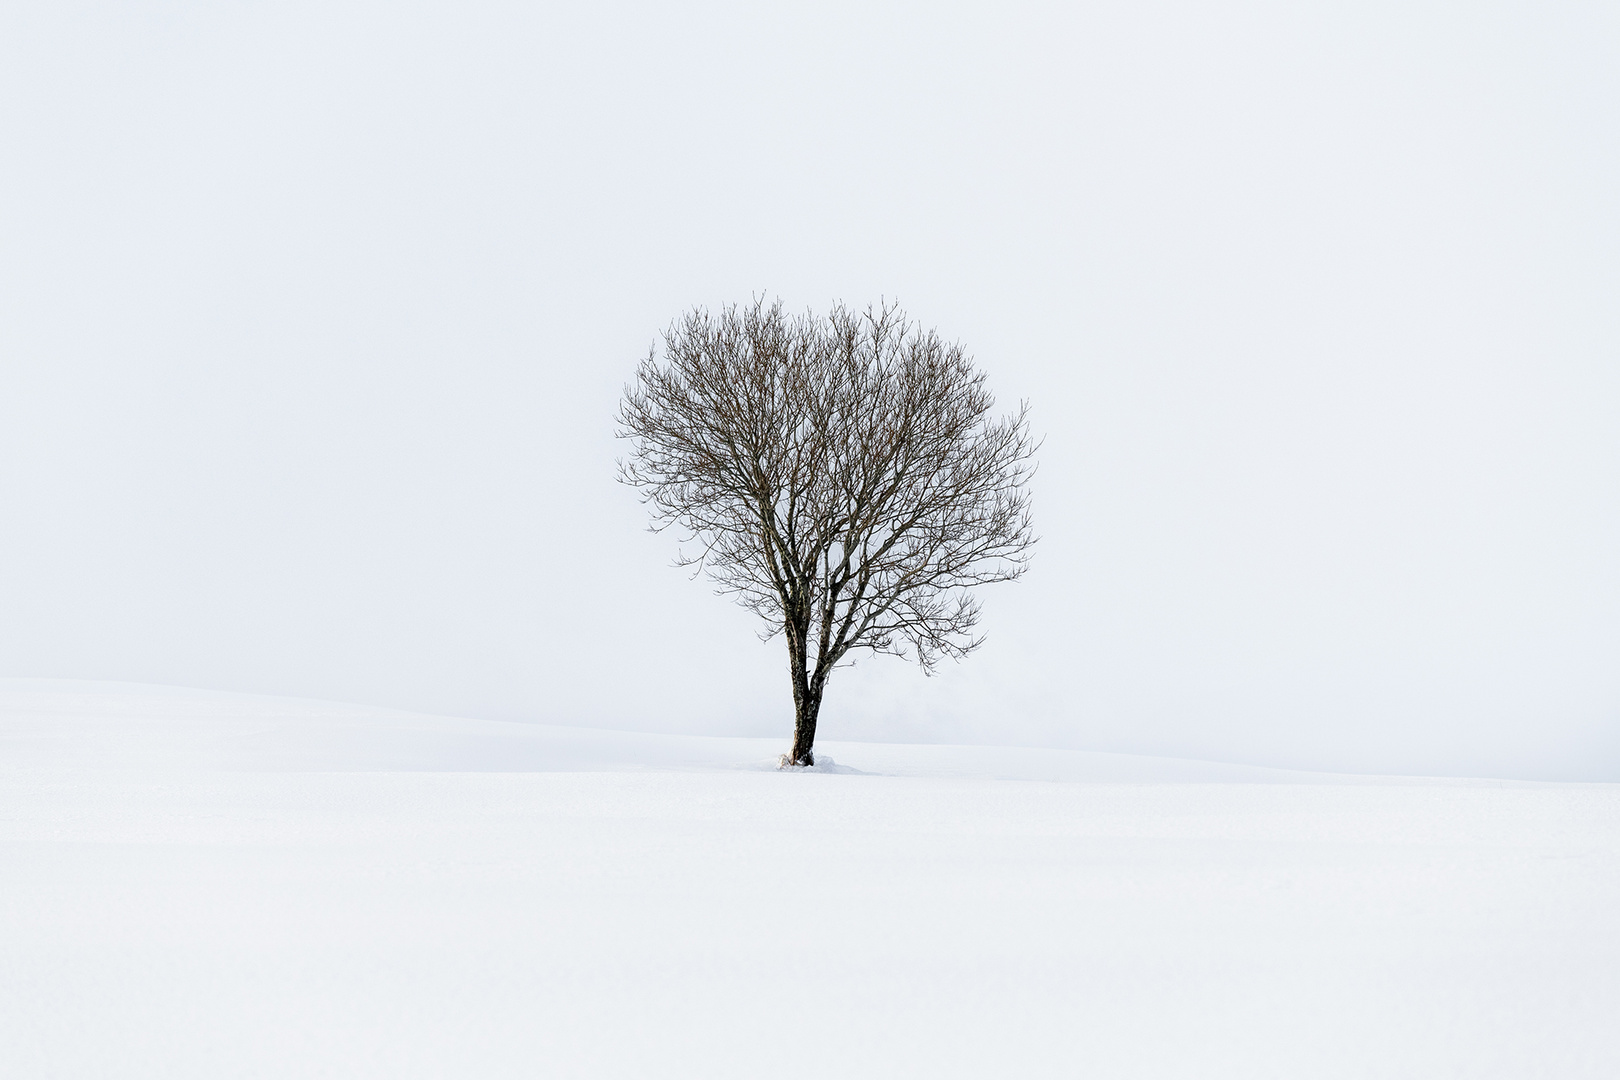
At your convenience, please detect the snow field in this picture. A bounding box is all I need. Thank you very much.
[2,682,1617,1078]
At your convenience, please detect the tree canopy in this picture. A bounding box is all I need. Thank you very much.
[618,298,1036,765]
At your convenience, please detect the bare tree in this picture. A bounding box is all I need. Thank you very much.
[617,298,1037,767]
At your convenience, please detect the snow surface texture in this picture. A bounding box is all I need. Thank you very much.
[3,680,1617,1079]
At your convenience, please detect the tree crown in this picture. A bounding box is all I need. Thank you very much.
[617,298,1036,677]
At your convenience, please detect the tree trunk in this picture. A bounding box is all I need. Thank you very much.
[786,657,821,767]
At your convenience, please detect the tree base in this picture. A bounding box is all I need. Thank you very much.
[777,751,815,769]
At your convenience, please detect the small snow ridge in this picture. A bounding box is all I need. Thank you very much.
[776,753,862,774]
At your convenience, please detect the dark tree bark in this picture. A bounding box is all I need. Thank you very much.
[618,298,1037,768]
[789,670,821,768]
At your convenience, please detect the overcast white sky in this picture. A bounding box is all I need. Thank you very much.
[2,0,1616,779]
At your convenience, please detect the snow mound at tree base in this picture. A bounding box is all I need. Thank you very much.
[776,752,864,773]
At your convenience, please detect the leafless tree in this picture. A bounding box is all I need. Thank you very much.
[617,298,1037,767]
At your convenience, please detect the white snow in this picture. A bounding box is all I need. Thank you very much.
[3,680,1617,1078]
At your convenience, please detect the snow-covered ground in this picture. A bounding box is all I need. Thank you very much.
[3,681,1616,1078]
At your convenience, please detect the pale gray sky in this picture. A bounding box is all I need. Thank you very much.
[2,0,1616,778]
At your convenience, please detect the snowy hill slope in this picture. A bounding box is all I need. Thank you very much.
[2,681,1617,1079]
[0,679,1435,781]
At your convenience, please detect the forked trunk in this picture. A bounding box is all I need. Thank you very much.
[788,686,821,767]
